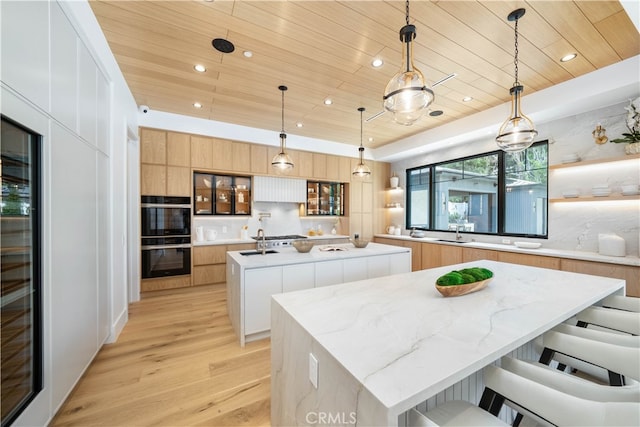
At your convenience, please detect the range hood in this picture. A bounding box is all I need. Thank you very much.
[253,176,306,203]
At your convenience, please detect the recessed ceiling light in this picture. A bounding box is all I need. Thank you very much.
[429,110,443,117]
[560,53,577,62]
[296,122,303,128]
[368,137,374,142]
[194,64,206,73]
[324,98,333,105]
[193,102,202,108]
[243,50,253,58]
[371,58,383,68]
[462,96,473,102]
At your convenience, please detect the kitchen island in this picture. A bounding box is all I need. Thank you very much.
[271,260,625,426]
[226,242,411,346]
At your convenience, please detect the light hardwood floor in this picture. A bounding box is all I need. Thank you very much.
[52,285,271,426]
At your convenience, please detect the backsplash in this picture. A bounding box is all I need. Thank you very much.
[193,201,345,241]
[392,100,640,257]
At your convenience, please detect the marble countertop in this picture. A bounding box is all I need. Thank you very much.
[374,234,640,267]
[193,234,349,246]
[227,242,409,268]
[272,260,625,417]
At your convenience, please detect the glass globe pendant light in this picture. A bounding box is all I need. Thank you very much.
[352,107,371,178]
[496,8,538,152]
[383,0,434,126]
[271,85,294,172]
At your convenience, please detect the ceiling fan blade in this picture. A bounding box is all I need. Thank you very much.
[366,73,457,122]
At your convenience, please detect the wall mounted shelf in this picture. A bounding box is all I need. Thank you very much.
[550,194,639,203]
[549,153,640,170]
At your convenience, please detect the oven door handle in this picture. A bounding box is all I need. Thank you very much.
[141,244,192,250]
[141,203,192,209]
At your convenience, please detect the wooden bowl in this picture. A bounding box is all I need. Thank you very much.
[350,238,370,248]
[292,240,314,253]
[435,278,491,297]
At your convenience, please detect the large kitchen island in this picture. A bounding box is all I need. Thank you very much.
[226,242,412,346]
[270,260,626,426]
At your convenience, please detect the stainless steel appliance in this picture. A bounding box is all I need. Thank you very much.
[141,196,190,236]
[252,234,307,249]
[141,236,191,278]
[141,196,191,279]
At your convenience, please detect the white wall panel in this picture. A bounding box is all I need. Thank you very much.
[50,2,78,130]
[96,70,110,154]
[78,41,97,145]
[97,151,110,344]
[0,1,50,111]
[50,123,98,409]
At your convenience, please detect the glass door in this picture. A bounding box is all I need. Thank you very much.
[194,173,251,216]
[306,181,344,216]
[1,116,42,426]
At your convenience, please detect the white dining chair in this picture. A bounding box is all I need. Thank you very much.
[409,360,640,427]
[538,323,640,385]
[600,294,640,313]
[575,305,640,335]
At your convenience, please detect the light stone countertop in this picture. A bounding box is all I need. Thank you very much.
[227,242,409,269]
[271,260,625,425]
[374,234,640,267]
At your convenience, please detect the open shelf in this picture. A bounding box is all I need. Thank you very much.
[549,153,640,170]
[550,194,639,203]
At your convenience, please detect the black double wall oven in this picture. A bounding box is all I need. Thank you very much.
[141,196,191,279]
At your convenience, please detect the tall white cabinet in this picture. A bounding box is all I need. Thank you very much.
[1,1,137,425]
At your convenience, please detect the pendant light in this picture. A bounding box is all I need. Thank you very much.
[271,85,294,172]
[496,8,538,152]
[352,107,371,178]
[383,0,434,126]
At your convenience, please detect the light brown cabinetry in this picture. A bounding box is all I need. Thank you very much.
[166,132,190,166]
[141,275,191,292]
[560,259,639,297]
[312,153,327,179]
[497,251,560,269]
[140,129,190,196]
[463,248,499,262]
[403,240,422,271]
[422,243,463,269]
[193,243,256,287]
[193,245,228,286]
[251,144,269,175]
[140,128,166,164]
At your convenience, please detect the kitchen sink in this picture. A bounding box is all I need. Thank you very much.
[435,239,470,244]
[240,250,279,256]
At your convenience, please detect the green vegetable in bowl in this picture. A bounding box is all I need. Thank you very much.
[436,272,464,286]
[436,267,493,286]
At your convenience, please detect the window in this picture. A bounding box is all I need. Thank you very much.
[406,142,548,238]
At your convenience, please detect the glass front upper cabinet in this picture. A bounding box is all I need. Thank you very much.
[306,181,344,216]
[193,172,251,216]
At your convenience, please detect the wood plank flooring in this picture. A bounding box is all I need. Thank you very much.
[52,285,271,426]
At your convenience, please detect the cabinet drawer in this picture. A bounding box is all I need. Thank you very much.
[141,275,190,292]
[193,245,227,265]
[497,252,560,269]
[193,264,226,285]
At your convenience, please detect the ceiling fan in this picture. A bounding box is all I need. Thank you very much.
[366,73,457,123]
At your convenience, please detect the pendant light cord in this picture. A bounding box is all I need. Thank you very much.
[281,89,285,134]
[513,17,519,86]
[405,0,410,25]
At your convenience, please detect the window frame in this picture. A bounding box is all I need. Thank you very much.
[405,141,548,239]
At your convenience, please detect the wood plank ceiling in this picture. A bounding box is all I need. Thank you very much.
[90,0,639,149]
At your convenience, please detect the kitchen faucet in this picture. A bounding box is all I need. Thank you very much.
[257,228,266,255]
[455,224,464,241]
